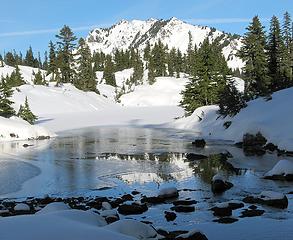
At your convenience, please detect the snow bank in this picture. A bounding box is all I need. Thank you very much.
[0,209,134,240]
[120,77,188,107]
[104,219,157,239]
[171,87,293,151]
[264,159,293,177]
[0,116,55,142]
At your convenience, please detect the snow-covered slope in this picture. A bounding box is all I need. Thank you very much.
[12,84,115,116]
[0,64,47,84]
[86,17,244,70]
[171,87,293,151]
[120,76,188,107]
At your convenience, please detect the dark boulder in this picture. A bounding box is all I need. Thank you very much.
[186,153,208,161]
[192,139,206,148]
[211,179,233,194]
[164,211,177,221]
[171,205,195,213]
[211,206,232,217]
[213,217,238,224]
[118,203,148,215]
[240,209,265,218]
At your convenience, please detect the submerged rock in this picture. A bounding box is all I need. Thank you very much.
[164,211,177,221]
[171,205,195,213]
[213,217,238,224]
[240,209,265,218]
[117,203,148,215]
[243,191,288,209]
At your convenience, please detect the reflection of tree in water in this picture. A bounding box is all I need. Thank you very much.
[192,154,242,183]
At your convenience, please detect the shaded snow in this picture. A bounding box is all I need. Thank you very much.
[264,159,293,177]
[171,87,293,151]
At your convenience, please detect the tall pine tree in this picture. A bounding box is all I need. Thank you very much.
[0,77,15,118]
[55,25,77,83]
[75,38,97,92]
[239,16,270,99]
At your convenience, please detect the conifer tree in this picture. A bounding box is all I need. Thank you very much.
[17,97,37,124]
[148,40,167,83]
[282,12,293,83]
[7,66,25,87]
[268,16,285,91]
[167,48,177,77]
[239,16,270,99]
[218,77,246,117]
[24,46,36,67]
[143,41,151,67]
[103,55,116,86]
[180,38,228,115]
[0,77,15,118]
[33,69,45,85]
[5,52,16,66]
[55,25,77,83]
[43,51,48,70]
[75,38,97,92]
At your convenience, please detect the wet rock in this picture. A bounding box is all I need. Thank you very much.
[157,230,188,239]
[211,175,233,194]
[164,211,177,221]
[243,191,288,209]
[171,205,195,213]
[131,190,140,195]
[36,136,50,140]
[186,153,208,161]
[121,194,134,201]
[118,203,148,215]
[248,205,258,210]
[240,209,265,218]
[176,230,208,240]
[23,144,33,148]
[192,139,206,148]
[263,143,278,152]
[105,215,119,224]
[141,196,166,204]
[242,132,267,156]
[227,202,244,210]
[158,187,179,199]
[213,217,238,224]
[173,200,197,206]
[211,207,232,217]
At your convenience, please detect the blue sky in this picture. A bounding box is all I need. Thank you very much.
[0,0,292,56]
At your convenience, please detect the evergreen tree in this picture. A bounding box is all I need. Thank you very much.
[143,41,151,67]
[75,38,97,92]
[282,12,293,83]
[33,69,45,85]
[5,52,16,66]
[17,97,37,124]
[218,77,246,117]
[148,40,167,83]
[43,51,48,70]
[0,77,15,118]
[268,15,286,91]
[7,66,25,87]
[239,16,270,99]
[167,48,177,77]
[55,25,77,83]
[180,38,228,115]
[103,55,116,86]
[24,46,36,67]
[131,50,144,85]
[47,41,57,79]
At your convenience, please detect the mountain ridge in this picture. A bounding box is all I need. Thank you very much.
[86,17,244,70]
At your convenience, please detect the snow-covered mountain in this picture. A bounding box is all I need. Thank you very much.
[86,17,244,70]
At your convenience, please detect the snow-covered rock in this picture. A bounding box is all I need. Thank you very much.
[36,202,70,215]
[14,203,30,212]
[104,219,158,239]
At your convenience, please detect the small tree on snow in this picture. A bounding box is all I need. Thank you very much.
[17,97,38,124]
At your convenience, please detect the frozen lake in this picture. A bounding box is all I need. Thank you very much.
[0,126,292,239]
